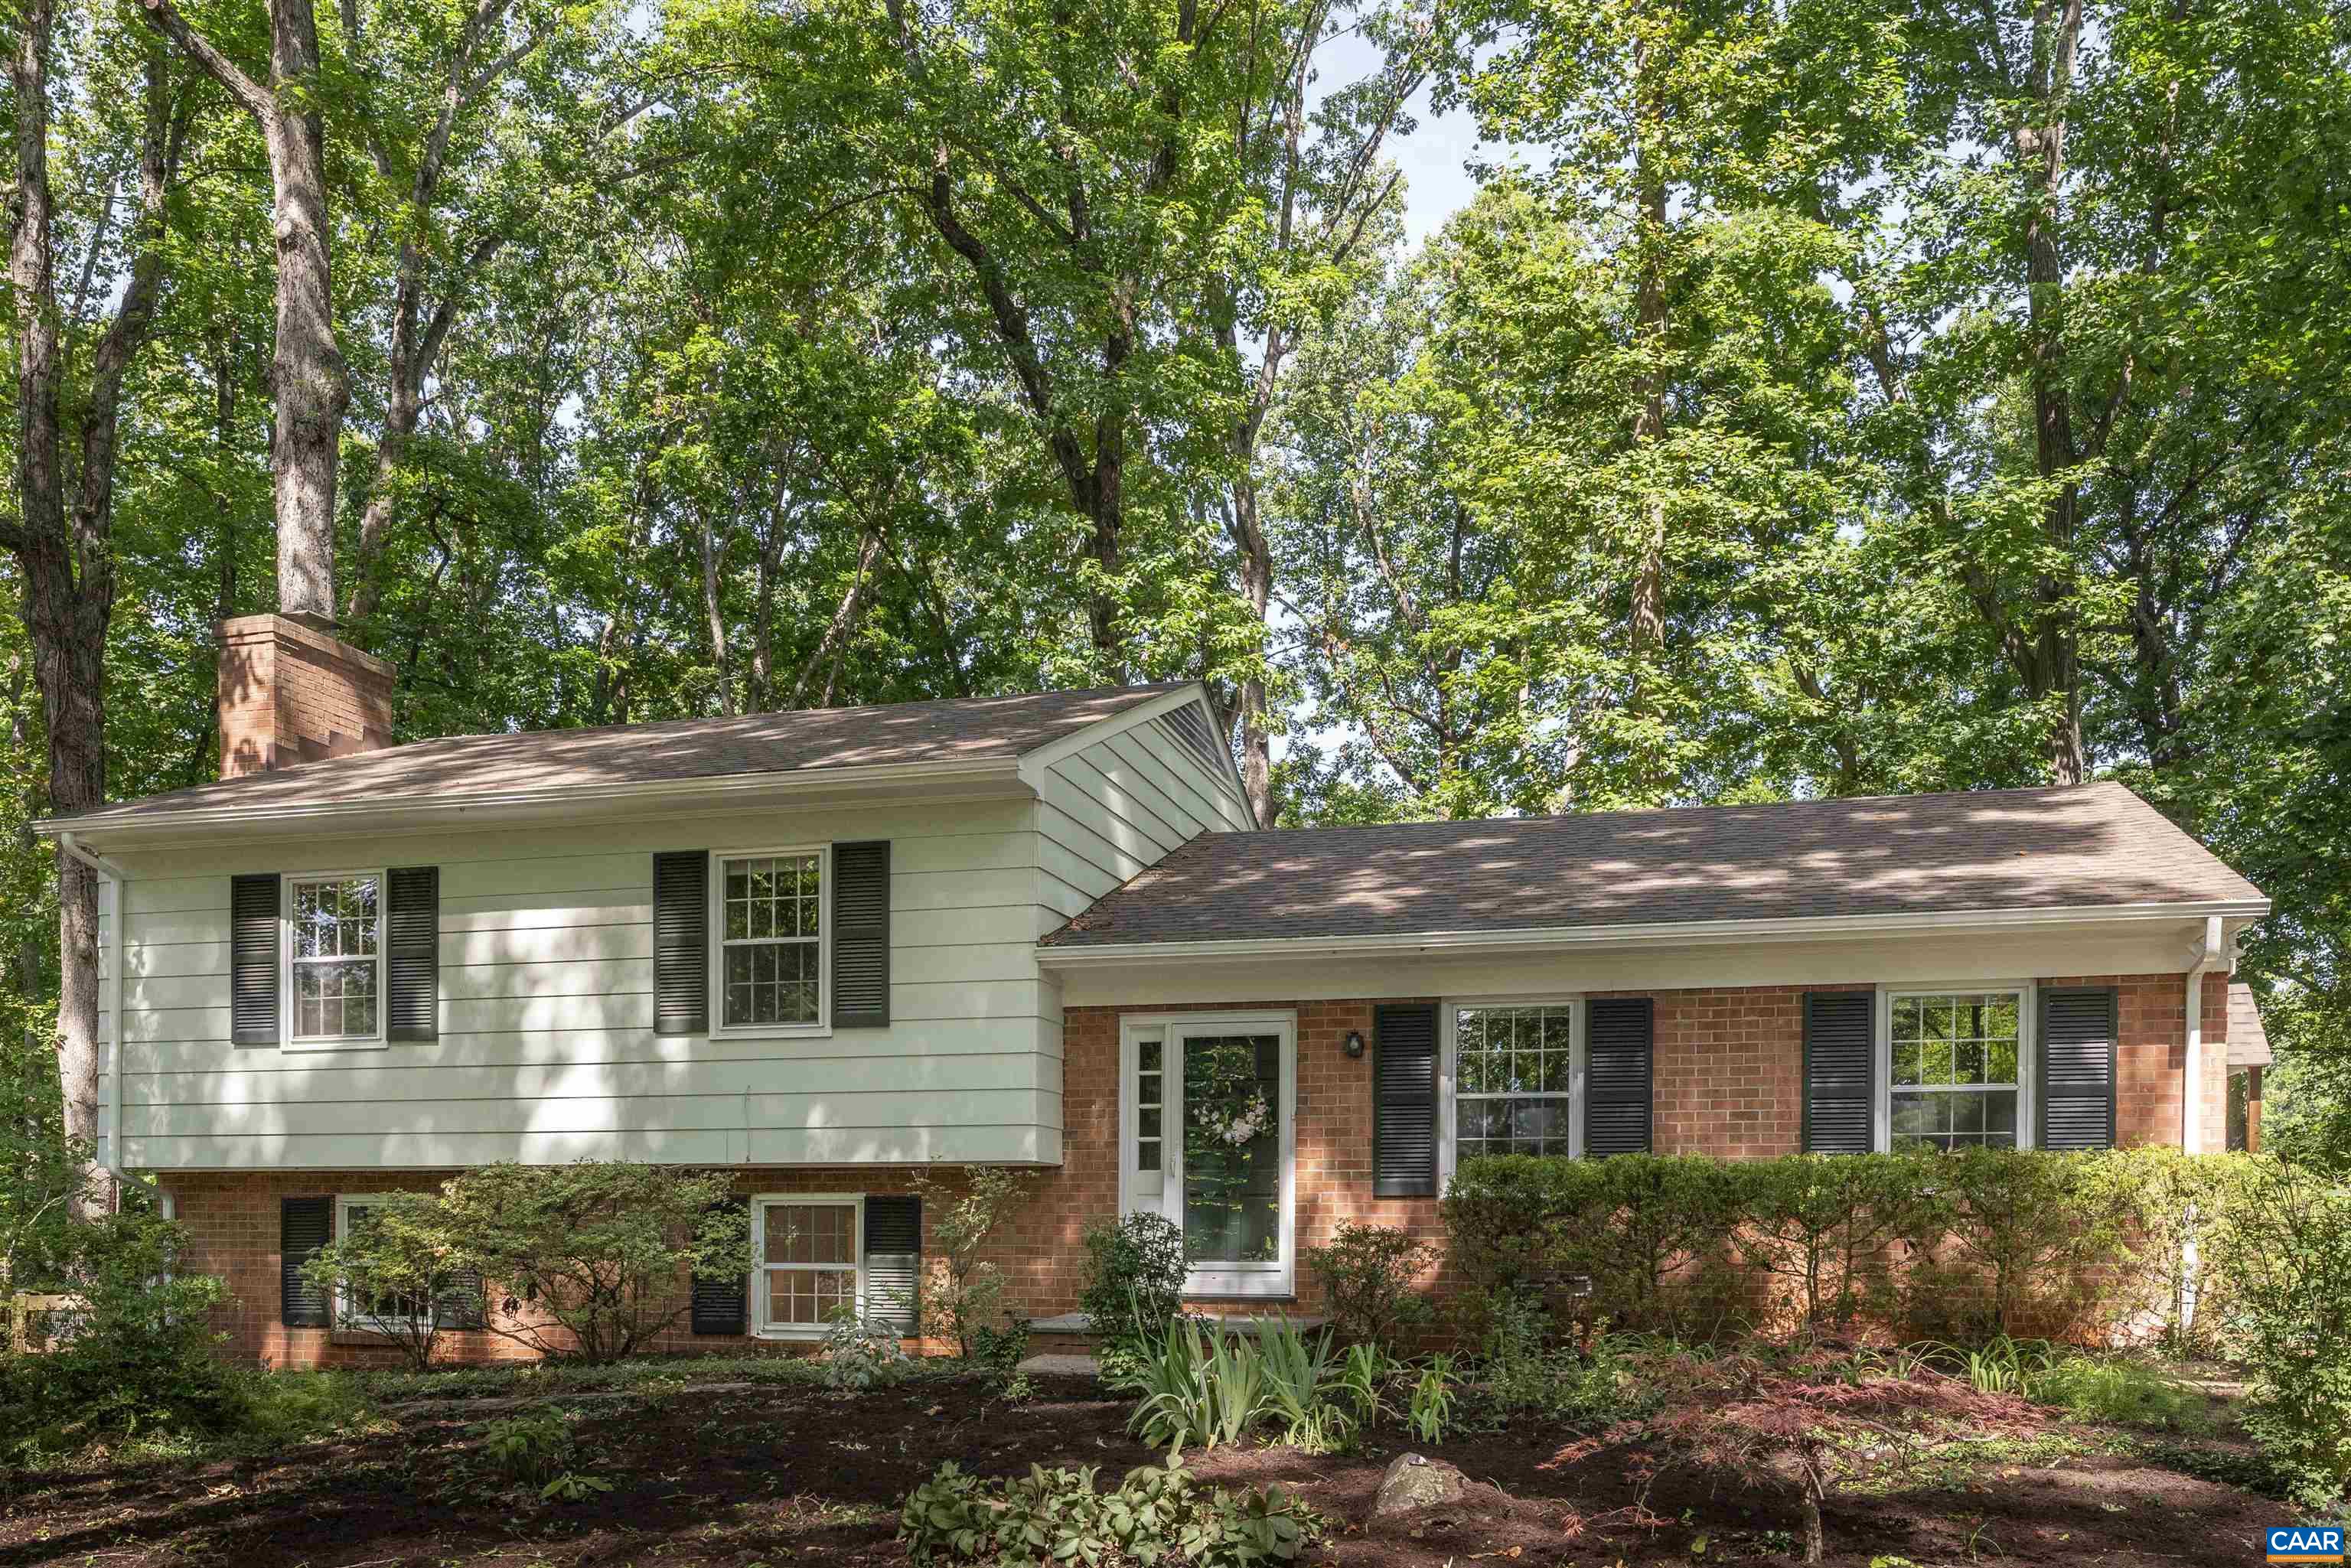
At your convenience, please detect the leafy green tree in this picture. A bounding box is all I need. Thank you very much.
[301,1189,474,1370]
[436,1160,750,1363]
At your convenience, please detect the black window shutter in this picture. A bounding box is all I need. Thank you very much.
[831,841,891,1028]
[280,1195,333,1327]
[231,873,282,1045]
[863,1195,922,1335]
[653,851,708,1037]
[1584,997,1655,1156]
[386,866,439,1042]
[1372,1002,1439,1197]
[1802,991,1875,1153]
[690,1196,748,1335]
[2040,985,2118,1149]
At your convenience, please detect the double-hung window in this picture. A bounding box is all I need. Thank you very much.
[755,1198,860,1335]
[712,849,827,1032]
[333,1195,423,1329]
[1450,1001,1580,1164]
[286,872,383,1046]
[1886,989,2027,1150]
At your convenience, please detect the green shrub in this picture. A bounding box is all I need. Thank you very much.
[300,1189,475,1371]
[2092,1146,2259,1355]
[1735,1149,1939,1335]
[1442,1155,1607,1295]
[820,1309,914,1390]
[0,1212,243,1462]
[1468,1289,1654,1424]
[2029,1354,2212,1432]
[910,1164,1036,1359]
[970,1312,1032,1394]
[475,1407,574,1485]
[436,1160,751,1363]
[1926,1147,2131,1338]
[1303,1221,1435,1351]
[1079,1211,1187,1376]
[2209,1157,2351,1508]
[1444,1153,1745,1334]
[234,1370,384,1446]
[899,1456,1319,1566]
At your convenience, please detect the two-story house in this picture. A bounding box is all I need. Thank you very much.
[40,615,2270,1364]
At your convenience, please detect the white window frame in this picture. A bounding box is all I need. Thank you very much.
[282,869,388,1051]
[751,1193,862,1339]
[1440,996,1585,1188]
[333,1193,428,1332]
[708,846,832,1039]
[1117,1012,1298,1299]
[1874,982,2037,1152]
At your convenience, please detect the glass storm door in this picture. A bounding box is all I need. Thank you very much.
[1125,1018,1296,1297]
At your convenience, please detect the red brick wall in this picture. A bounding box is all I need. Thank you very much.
[162,973,2220,1366]
[217,614,396,780]
[1635,986,1805,1158]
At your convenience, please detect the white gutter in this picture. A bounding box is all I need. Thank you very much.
[57,832,131,1181]
[1038,898,2274,967]
[31,755,1027,846]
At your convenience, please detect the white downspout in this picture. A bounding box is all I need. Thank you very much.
[2183,914,2225,1156]
[57,832,132,1184]
[2177,914,2226,1345]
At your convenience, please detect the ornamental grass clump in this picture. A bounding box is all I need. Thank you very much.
[1125,1317,1267,1454]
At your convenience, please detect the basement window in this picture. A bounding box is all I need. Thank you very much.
[755,1198,861,1337]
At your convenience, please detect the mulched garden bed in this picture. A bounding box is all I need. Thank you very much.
[0,1372,2281,1568]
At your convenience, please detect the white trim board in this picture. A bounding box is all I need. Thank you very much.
[1039,901,2271,968]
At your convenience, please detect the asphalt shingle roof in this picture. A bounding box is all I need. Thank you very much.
[55,683,1189,830]
[1043,781,2265,947]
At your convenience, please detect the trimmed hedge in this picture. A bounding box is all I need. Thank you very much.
[1442,1147,2262,1345]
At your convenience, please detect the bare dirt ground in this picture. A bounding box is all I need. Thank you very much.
[0,1373,2285,1568]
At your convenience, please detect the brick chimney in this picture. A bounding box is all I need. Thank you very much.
[218,614,396,780]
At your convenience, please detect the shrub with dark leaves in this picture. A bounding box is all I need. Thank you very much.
[1620,1349,2045,1564]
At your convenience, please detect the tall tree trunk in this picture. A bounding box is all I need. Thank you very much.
[696,511,736,716]
[1625,28,1670,716]
[748,482,788,712]
[2018,0,2088,784]
[789,528,884,709]
[1227,473,1274,822]
[7,24,179,1216]
[142,0,350,619]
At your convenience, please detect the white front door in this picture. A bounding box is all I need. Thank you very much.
[1121,1013,1296,1298]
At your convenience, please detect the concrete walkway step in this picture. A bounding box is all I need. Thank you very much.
[1016,1351,1102,1377]
[1025,1312,1329,1337]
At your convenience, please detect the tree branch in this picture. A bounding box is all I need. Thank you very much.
[137,0,273,126]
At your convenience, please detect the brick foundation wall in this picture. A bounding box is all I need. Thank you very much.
[162,972,2223,1367]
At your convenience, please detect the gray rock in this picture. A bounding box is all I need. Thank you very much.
[1369,1452,1466,1517]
